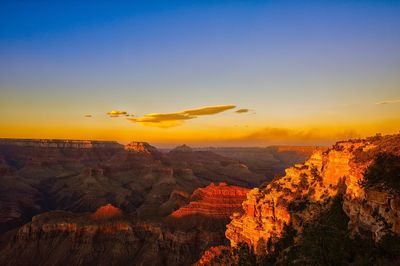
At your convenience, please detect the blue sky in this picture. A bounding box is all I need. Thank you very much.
[1,1,399,145]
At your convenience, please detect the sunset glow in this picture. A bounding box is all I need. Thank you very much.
[1,1,399,147]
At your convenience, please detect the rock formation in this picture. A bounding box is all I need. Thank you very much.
[124,141,160,155]
[226,134,400,254]
[91,204,123,220]
[170,182,249,219]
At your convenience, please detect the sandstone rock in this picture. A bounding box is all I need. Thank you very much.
[226,134,400,253]
[170,182,249,219]
[124,141,159,155]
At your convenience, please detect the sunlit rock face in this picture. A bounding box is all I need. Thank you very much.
[124,141,159,155]
[226,134,400,254]
[170,182,249,219]
[91,204,123,220]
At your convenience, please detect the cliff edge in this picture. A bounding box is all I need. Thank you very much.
[225,134,400,256]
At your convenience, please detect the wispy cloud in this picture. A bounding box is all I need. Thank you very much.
[107,110,129,117]
[84,114,93,118]
[183,105,236,116]
[235,108,250,113]
[127,105,236,128]
[375,99,400,105]
[129,113,194,122]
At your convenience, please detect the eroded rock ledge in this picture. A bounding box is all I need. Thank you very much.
[170,182,249,218]
[226,134,400,254]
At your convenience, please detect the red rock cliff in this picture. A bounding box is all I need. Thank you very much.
[170,182,249,218]
[226,134,400,254]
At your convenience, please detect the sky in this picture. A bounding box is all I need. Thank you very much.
[0,1,399,147]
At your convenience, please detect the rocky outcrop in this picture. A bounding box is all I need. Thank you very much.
[226,134,400,254]
[91,204,123,220]
[170,183,249,218]
[124,141,160,155]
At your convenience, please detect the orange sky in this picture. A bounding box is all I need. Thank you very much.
[1,102,399,147]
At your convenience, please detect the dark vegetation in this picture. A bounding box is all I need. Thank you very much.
[211,196,400,266]
[288,200,309,213]
[361,153,400,192]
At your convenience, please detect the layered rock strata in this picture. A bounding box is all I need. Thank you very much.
[170,182,249,218]
[226,134,400,254]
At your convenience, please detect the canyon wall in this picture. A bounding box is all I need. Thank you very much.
[170,182,249,219]
[226,134,400,254]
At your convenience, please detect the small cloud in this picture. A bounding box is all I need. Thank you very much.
[129,113,194,123]
[183,105,236,116]
[84,114,92,118]
[107,110,128,117]
[127,104,236,128]
[375,99,400,105]
[127,111,196,128]
[235,108,250,114]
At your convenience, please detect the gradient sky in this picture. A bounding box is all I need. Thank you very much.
[1,1,399,147]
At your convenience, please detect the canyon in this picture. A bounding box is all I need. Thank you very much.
[0,138,314,265]
[0,184,251,266]
[2,135,399,265]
